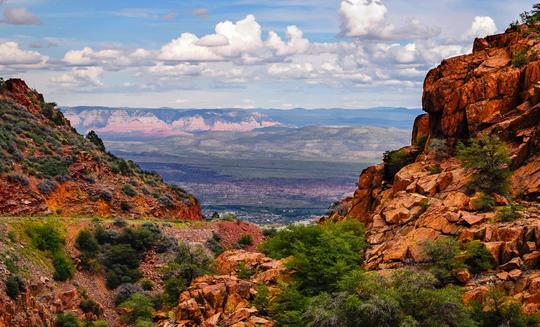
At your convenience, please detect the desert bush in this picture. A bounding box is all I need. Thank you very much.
[512,49,529,67]
[159,195,176,209]
[140,279,154,291]
[119,293,155,325]
[415,134,428,148]
[496,203,523,222]
[52,252,75,281]
[383,148,417,182]
[206,236,224,255]
[428,165,442,175]
[75,229,99,256]
[162,243,215,307]
[262,227,278,238]
[121,184,136,197]
[423,237,463,284]
[237,262,256,279]
[469,289,540,327]
[55,313,80,327]
[79,298,102,315]
[6,174,29,186]
[463,241,494,274]
[25,220,65,253]
[238,234,253,248]
[103,244,142,288]
[429,138,450,160]
[37,180,58,195]
[5,275,24,300]
[114,283,143,306]
[113,217,127,227]
[35,157,69,177]
[254,284,270,315]
[86,131,106,152]
[120,201,131,211]
[471,193,496,212]
[457,135,511,194]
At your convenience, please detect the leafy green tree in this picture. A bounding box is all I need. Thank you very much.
[520,4,540,24]
[457,135,511,194]
[422,238,463,284]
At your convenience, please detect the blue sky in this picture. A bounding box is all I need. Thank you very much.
[0,0,535,108]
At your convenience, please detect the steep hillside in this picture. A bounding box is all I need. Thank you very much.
[332,24,540,312]
[0,79,201,220]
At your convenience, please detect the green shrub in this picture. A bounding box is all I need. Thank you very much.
[254,284,270,315]
[512,49,529,67]
[428,165,442,175]
[429,138,450,160]
[140,279,154,291]
[383,148,418,182]
[237,262,256,279]
[269,283,308,326]
[119,293,155,325]
[238,234,253,248]
[122,184,137,197]
[120,201,131,212]
[75,229,99,256]
[25,220,65,253]
[457,135,511,194]
[469,289,540,327]
[471,193,496,212]
[79,298,102,315]
[415,134,428,148]
[496,204,523,222]
[463,241,494,274]
[86,131,106,152]
[103,244,141,288]
[55,313,81,327]
[162,243,214,307]
[5,275,24,300]
[423,238,463,284]
[52,252,75,281]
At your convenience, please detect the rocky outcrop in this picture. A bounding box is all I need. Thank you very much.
[0,277,83,327]
[159,250,286,327]
[0,79,202,220]
[338,25,540,313]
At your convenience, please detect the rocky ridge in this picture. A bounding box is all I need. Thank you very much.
[333,24,540,313]
[0,79,202,220]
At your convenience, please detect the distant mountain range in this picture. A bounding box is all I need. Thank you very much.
[61,107,422,139]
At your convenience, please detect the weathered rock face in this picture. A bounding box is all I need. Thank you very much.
[159,250,286,327]
[0,79,202,220]
[339,25,540,313]
[0,278,83,327]
[422,25,540,160]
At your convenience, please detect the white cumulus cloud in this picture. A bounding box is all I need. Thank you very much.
[464,16,497,40]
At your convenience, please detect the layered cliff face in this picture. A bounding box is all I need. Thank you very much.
[0,79,202,220]
[339,25,540,312]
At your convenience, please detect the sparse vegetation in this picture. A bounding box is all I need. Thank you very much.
[512,48,530,67]
[471,192,496,212]
[496,203,523,222]
[429,138,450,160]
[55,313,81,327]
[119,293,155,325]
[237,234,253,248]
[86,130,106,152]
[457,135,511,194]
[5,274,24,300]
[383,148,417,182]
